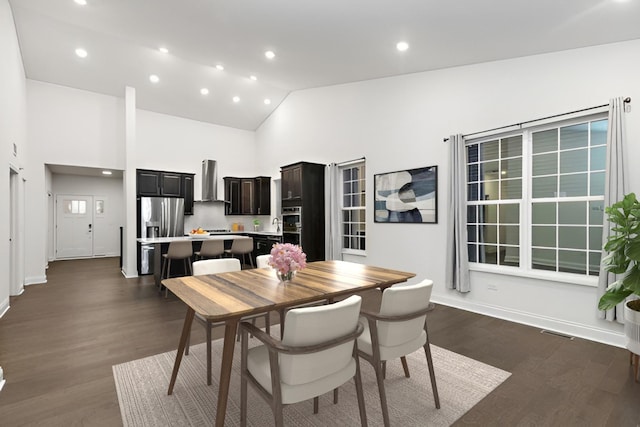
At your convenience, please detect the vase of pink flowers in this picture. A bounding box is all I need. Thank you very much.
[268,243,307,282]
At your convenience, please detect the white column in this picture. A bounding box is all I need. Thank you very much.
[122,86,138,277]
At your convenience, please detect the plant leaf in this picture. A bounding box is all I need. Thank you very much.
[598,283,633,310]
[622,267,640,295]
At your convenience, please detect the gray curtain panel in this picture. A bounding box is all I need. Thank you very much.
[598,97,628,323]
[445,134,470,292]
[325,163,343,260]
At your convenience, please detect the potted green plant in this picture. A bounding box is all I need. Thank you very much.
[253,218,261,231]
[598,193,640,361]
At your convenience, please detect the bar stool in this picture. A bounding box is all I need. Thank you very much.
[161,240,193,297]
[225,237,254,268]
[194,239,224,260]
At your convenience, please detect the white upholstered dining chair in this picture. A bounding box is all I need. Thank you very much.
[255,254,270,269]
[357,279,440,427]
[239,295,367,427]
[186,258,270,385]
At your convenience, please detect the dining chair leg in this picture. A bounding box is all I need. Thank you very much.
[164,259,172,298]
[206,322,212,386]
[423,343,440,409]
[185,327,190,356]
[313,396,319,414]
[373,361,390,427]
[334,388,339,404]
[382,361,386,379]
[401,356,411,378]
[278,308,286,337]
[240,329,248,427]
[354,353,368,427]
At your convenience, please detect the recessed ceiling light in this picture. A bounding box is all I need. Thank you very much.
[250,75,257,81]
[158,47,169,54]
[102,170,112,175]
[264,99,271,105]
[149,74,159,83]
[200,88,209,95]
[233,96,240,103]
[75,48,88,58]
[74,0,87,5]
[216,64,224,71]
[396,41,409,52]
[265,50,275,59]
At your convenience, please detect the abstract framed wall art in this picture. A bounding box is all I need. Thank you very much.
[374,165,437,223]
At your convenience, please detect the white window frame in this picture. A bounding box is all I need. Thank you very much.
[340,160,366,256]
[466,113,607,287]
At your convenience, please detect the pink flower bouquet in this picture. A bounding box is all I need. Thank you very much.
[268,243,307,277]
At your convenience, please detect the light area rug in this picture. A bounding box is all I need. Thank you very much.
[113,336,510,426]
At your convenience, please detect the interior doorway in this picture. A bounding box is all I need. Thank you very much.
[55,195,94,258]
[10,166,23,295]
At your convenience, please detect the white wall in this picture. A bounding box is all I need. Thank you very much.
[0,0,27,314]
[256,40,640,346]
[51,174,124,258]
[25,81,125,284]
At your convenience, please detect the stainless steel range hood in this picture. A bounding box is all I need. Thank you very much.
[201,159,224,202]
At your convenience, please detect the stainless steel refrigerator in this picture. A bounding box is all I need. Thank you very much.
[138,197,185,275]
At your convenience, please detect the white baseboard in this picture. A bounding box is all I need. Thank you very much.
[0,297,9,319]
[24,276,47,286]
[121,269,138,279]
[0,379,5,392]
[431,295,626,348]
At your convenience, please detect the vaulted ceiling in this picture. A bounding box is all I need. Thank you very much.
[10,0,640,130]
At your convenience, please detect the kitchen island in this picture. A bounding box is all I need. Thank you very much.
[137,234,251,286]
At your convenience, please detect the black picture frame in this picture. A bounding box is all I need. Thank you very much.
[374,165,438,223]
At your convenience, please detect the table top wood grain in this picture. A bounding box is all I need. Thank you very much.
[162,260,416,322]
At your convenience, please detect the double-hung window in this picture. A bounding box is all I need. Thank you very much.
[341,161,366,254]
[466,115,607,279]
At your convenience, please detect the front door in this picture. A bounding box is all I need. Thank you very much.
[56,195,93,258]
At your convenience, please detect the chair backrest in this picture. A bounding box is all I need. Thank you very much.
[280,295,362,386]
[166,240,193,258]
[231,237,254,254]
[255,254,270,269]
[193,258,241,275]
[199,239,225,257]
[377,279,433,348]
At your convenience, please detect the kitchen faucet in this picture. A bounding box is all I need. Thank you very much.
[272,217,281,232]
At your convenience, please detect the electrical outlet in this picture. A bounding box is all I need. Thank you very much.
[487,284,498,291]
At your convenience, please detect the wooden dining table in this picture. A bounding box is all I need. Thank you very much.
[162,259,416,427]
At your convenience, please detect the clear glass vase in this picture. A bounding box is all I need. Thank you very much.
[276,270,296,282]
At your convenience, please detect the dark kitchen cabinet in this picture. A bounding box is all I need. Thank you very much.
[137,170,161,196]
[182,174,195,215]
[160,172,182,197]
[224,176,271,215]
[255,176,271,215]
[136,169,195,214]
[281,161,325,262]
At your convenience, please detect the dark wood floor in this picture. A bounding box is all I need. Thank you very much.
[0,258,638,426]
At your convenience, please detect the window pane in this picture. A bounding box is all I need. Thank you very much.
[467,225,477,242]
[95,200,104,214]
[532,226,556,247]
[343,195,351,207]
[468,164,479,182]
[559,226,586,250]
[533,129,557,154]
[501,135,523,158]
[483,225,497,243]
[480,140,499,161]
[558,201,586,224]
[468,183,479,201]
[468,244,477,262]
[589,226,603,251]
[559,250,586,274]
[501,179,522,199]
[500,225,519,245]
[560,149,588,174]
[532,153,557,176]
[71,200,79,214]
[590,120,608,146]
[479,245,498,264]
[532,176,557,198]
[590,171,605,196]
[589,201,604,225]
[590,146,606,171]
[560,123,588,150]
[532,202,556,224]
[481,161,499,181]
[467,145,479,163]
[589,252,601,276]
[501,158,522,178]
[483,205,497,223]
[343,169,352,181]
[499,204,519,224]
[483,181,499,200]
[532,248,556,271]
[559,174,587,197]
[467,205,477,223]
[502,246,520,267]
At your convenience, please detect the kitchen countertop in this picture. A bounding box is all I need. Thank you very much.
[137,234,249,244]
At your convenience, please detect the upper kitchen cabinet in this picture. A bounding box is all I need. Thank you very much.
[281,162,324,205]
[224,176,271,215]
[136,169,195,214]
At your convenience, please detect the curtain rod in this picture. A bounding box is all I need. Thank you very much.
[443,97,631,142]
[332,156,365,167]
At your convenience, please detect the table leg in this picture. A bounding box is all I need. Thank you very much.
[167,307,195,395]
[215,320,239,427]
[154,242,162,287]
